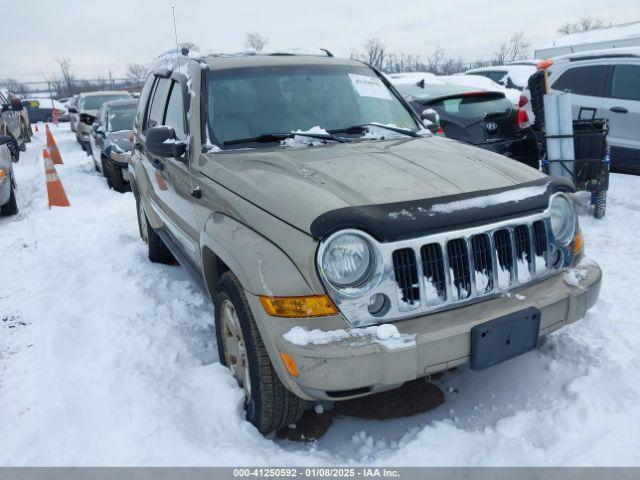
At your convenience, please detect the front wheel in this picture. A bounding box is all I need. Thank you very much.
[106,157,129,193]
[594,191,606,219]
[135,195,174,264]
[215,272,306,434]
[1,180,18,216]
[101,157,114,189]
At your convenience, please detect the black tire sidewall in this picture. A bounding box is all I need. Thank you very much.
[214,274,264,428]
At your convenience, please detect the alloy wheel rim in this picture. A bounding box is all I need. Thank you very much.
[138,202,148,244]
[220,299,251,401]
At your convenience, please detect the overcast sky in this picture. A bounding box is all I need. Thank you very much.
[1,0,638,84]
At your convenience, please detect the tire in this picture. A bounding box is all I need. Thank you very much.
[1,180,18,217]
[594,191,606,219]
[101,156,114,189]
[6,136,19,163]
[136,195,175,264]
[106,157,129,193]
[215,271,306,434]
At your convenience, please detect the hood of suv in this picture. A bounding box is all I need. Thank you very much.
[206,136,546,237]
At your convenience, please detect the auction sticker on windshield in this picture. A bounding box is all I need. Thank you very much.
[349,73,392,100]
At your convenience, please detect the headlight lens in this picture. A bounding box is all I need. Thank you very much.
[550,194,576,246]
[321,233,374,287]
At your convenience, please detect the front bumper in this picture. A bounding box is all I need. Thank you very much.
[250,259,602,401]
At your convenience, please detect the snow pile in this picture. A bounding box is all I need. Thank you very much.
[281,126,331,148]
[283,324,415,350]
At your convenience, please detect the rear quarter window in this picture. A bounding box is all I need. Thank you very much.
[610,64,640,101]
[552,65,608,97]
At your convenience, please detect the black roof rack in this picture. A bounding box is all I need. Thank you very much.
[569,53,640,62]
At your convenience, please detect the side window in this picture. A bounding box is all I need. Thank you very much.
[552,65,608,97]
[135,74,156,131]
[146,78,170,131]
[610,65,640,101]
[164,81,186,140]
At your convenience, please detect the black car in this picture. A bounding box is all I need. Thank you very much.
[396,82,540,169]
[89,99,137,192]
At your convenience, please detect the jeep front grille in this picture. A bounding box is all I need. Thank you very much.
[318,210,564,327]
[392,219,552,310]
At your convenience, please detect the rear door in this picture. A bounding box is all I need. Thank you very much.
[550,63,609,120]
[139,76,200,265]
[601,62,640,169]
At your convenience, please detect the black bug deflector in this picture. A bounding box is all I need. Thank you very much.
[310,177,574,242]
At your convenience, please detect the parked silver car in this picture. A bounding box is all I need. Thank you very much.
[132,53,601,434]
[530,48,640,174]
[0,136,18,216]
[69,91,132,152]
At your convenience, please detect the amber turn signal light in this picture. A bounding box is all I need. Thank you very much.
[280,352,299,377]
[259,295,337,318]
[573,230,584,255]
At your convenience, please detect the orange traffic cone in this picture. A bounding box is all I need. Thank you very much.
[43,149,70,208]
[45,124,63,165]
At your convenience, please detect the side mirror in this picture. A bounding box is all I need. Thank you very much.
[68,107,78,114]
[11,98,23,111]
[96,125,106,135]
[146,126,187,158]
[421,108,440,132]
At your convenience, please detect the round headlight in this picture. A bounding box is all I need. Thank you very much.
[321,233,374,288]
[550,194,576,246]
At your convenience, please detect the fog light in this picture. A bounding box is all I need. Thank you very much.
[368,293,390,317]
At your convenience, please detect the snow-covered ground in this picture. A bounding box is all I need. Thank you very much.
[1,125,640,466]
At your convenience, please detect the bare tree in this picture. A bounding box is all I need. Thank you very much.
[426,45,446,73]
[55,57,76,97]
[558,17,606,35]
[494,32,530,64]
[363,38,386,69]
[0,78,29,95]
[244,33,268,53]
[126,63,149,90]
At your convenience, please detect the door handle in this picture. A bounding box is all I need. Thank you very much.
[610,106,628,114]
[151,158,164,170]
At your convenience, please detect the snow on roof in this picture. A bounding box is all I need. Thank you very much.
[536,21,640,58]
[465,65,537,88]
[389,72,522,105]
[540,21,640,50]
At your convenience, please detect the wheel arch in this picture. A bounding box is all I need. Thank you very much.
[200,212,315,300]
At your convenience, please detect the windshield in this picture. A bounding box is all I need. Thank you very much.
[81,94,131,111]
[107,106,136,132]
[428,94,512,119]
[206,65,419,148]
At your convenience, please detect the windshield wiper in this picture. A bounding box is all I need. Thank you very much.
[223,131,347,146]
[328,123,421,138]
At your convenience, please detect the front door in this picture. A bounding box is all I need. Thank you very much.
[602,62,640,172]
[140,77,200,266]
